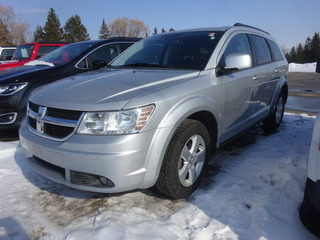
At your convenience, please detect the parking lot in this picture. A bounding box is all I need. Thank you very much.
[286,72,320,114]
[1,71,319,239]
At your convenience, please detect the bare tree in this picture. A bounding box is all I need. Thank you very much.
[0,4,30,45]
[109,17,149,38]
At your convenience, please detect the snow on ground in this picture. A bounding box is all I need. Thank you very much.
[289,62,317,72]
[0,113,318,240]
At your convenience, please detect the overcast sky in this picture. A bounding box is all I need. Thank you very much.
[2,0,319,50]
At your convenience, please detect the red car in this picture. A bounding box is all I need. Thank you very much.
[0,42,68,71]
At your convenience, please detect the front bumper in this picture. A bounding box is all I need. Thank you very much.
[0,94,26,130]
[19,117,160,193]
[300,178,320,238]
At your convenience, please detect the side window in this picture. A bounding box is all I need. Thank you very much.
[250,35,272,65]
[0,49,15,60]
[267,39,284,62]
[37,46,61,59]
[78,44,121,69]
[120,42,134,52]
[219,34,252,68]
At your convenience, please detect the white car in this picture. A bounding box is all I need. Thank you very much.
[300,113,320,237]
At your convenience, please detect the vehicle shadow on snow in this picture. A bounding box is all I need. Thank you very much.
[0,217,31,240]
[200,122,273,189]
[189,115,317,240]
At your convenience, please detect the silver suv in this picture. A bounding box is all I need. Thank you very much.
[20,23,288,199]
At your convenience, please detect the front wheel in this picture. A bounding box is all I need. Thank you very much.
[263,91,285,131]
[155,119,211,199]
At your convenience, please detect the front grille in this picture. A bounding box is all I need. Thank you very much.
[44,122,75,139]
[29,117,36,129]
[29,101,39,112]
[28,101,83,140]
[33,156,65,180]
[70,170,114,188]
[46,107,82,120]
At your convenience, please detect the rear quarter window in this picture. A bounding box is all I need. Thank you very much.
[267,39,284,62]
[250,35,272,65]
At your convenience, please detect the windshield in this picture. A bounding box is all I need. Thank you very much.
[111,31,223,70]
[12,44,35,60]
[39,42,95,66]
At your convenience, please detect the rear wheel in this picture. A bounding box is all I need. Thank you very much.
[155,119,210,199]
[263,91,285,131]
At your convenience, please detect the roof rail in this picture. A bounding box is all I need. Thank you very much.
[233,23,270,35]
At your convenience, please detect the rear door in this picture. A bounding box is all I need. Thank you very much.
[249,35,278,113]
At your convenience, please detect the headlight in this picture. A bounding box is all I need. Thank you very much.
[0,82,28,96]
[77,105,155,135]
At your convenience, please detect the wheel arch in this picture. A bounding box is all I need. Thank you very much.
[269,75,288,114]
[140,95,220,189]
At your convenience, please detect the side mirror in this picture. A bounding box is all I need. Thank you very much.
[92,60,107,70]
[216,53,252,76]
[316,57,320,73]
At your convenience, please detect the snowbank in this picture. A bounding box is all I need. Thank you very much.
[0,113,318,240]
[289,62,316,72]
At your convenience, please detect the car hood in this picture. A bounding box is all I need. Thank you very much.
[30,68,200,111]
[0,65,52,83]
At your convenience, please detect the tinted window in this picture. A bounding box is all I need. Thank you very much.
[78,44,121,69]
[120,42,135,52]
[111,31,223,70]
[0,49,15,57]
[219,34,252,67]
[0,49,15,60]
[40,42,94,66]
[37,46,61,59]
[12,44,34,60]
[251,35,272,65]
[267,39,284,62]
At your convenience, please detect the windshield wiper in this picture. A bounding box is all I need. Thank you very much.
[120,63,165,68]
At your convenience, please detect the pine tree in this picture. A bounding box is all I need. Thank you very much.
[169,28,174,32]
[64,14,90,42]
[153,27,158,35]
[286,46,297,63]
[43,8,64,41]
[303,37,312,63]
[98,18,110,39]
[161,28,166,33]
[33,25,45,42]
[296,44,304,63]
[310,32,320,62]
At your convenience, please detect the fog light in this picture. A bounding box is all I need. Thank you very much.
[99,177,115,187]
[0,112,17,124]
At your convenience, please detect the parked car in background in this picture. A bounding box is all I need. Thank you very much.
[20,23,288,199]
[0,46,16,61]
[0,38,140,132]
[0,42,67,71]
[300,113,320,238]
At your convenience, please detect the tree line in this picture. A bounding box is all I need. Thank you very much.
[285,32,320,63]
[1,4,175,45]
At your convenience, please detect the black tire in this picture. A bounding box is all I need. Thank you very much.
[155,119,210,199]
[263,91,285,131]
